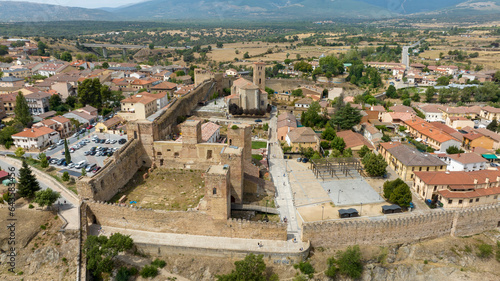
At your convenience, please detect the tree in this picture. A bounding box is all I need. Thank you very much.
[60,51,72,62]
[386,85,397,99]
[446,146,464,154]
[101,62,109,69]
[64,139,71,164]
[301,101,326,128]
[62,171,70,181]
[403,98,411,107]
[81,168,87,176]
[17,159,41,198]
[0,45,8,55]
[216,253,268,281]
[343,148,353,157]
[85,233,134,278]
[243,52,250,59]
[381,134,391,142]
[487,119,498,132]
[321,126,336,141]
[33,188,60,207]
[383,178,405,199]
[389,183,412,208]
[148,43,154,50]
[49,94,62,110]
[411,92,421,102]
[425,87,435,103]
[0,126,18,148]
[291,89,303,97]
[39,153,49,168]
[216,42,223,48]
[15,147,25,158]
[336,245,363,279]
[358,145,370,158]
[14,93,33,127]
[77,78,111,110]
[331,137,346,152]
[330,104,362,130]
[436,76,450,86]
[362,152,387,177]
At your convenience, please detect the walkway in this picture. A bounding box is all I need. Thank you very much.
[0,155,81,230]
[267,111,301,240]
[90,225,308,255]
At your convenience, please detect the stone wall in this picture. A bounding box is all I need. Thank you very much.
[84,201,287,240]
[302,205,500,248]
[76,139,146,201]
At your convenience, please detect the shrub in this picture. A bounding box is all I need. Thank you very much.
[40,225,47,230]
[29,204,34,209]
[62,171,70,181]
[140,265,158,278]
[477,243,493,258]
[293,261,315,275]
[231,125,239,130]
[151,258,166,268]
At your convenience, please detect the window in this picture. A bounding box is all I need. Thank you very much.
[448,199,453,204]
[495,195,498,199]
[459,200,463,204]
[469,199,473,203]
[213,188,217,195]
[476,198,479,202]
[419,167,422,171]
[433,186,437,192]
[157,152,162,156]
[426,167,429,171]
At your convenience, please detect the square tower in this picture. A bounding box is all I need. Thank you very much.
[221,146,243,204]
[227,123,252,161]
[253,62,266,91]
[181,120,202,144]
[204,165,230,220]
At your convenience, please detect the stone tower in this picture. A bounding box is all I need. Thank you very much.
[227,123,252,161]
[181,120,202,145]
[204,165,231,220]
[253,62,266,90]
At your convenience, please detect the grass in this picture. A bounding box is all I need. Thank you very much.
[252,154,264,161]
[251,141,267,149]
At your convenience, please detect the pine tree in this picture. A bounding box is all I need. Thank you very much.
[17,159,40,198]
[14,92,33,127]
[64,139,71,164]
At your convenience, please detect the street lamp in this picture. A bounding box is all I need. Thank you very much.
[337,189,343,204]
[360,202,363,216]
[264,200,269,222]
[321,205,324,221]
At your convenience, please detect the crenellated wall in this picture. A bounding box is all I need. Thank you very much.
[84,201,287,241]
[302,205,500,247]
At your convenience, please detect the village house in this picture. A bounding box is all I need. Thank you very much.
[63,110,96,126]
[294,97,313,109]
[95,116,124,133]
[445,116,474,130]
[418,104,444,122]
[0,77,24,88]
[413,169,500,209]
[2,68,30,78]
[12,127,60,150]
[285,127,320,152]
[362,122,383,144]
[336,130,374,152]
[225,69,238,76]
[403,117,461,152]
[25,91,50,115]
[119,93,158,121]
[480,106,500,121]
[76,105,98,117]
[277,112,297,142]
[438,153,488,172]
[462,131,495,151]
[0,92,17,115]
[378,141,447,181]
[439,106,481,120]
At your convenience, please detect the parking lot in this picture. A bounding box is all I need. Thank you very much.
[46,132,128,176]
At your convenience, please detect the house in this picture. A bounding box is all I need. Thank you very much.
[37,63,67,77]
[381,112,414,125]
[76,105,98,117]
[2,68,30,78]
[403,117,461,152]
[445,116,474,130]
[479,106,500,121]
[441,153,488,172]
[336,130,374,151]
[95,116,123,133]
[285,127,320,152]
[0,77,24,88]
[25,91,50,115]
[413,170,500,209]
[277,112,297,142]
[378,141,446,181]
[150,81,177,94]
[201,122,220,143]
[119,94,159,121]
[462,131,495,151]
[294,97,313,109]
[63,111,97,126]
[130,79,155,90]
[362,123,383,143]
[439,106,481,120]
[472,128,500,150]
[0,92,18,115]
[225,69,238,76]
[12,127,60,150]
[389,105,415,114]
[50,115,73,138]
[430,122,464,142]
[419,104,444,122]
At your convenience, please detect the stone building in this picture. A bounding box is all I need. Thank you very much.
[225,62,268,111]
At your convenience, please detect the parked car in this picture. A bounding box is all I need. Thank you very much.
[57,139,65,146]
[254,119,262,123]
[57,159,65,166]
[48,144,57,150]
[89,151,97,156]
[297,158,302,162]
[92,166,101,173]
[50,158,58,164]
[69,163,75,168]
[86,164,97,172]
[118,138,127,144]
[99,139,106,144]
[105,139,111,144]
[302,158,309,163]
[107,151,114,157]
[490,163,499,167]
[86,125,93,130]
[110,139,117,144]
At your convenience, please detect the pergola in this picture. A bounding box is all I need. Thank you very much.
[310,157,364,181]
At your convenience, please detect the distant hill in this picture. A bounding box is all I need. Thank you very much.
[358,0,465,14]
[423,0,500,16]
[0,1,116,22]
[111,0,398,21]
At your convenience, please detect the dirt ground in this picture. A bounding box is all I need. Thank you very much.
[111,168,205,211]
[0,207,79,280]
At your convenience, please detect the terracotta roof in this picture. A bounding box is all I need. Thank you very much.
[481,106,500,114]
[363,123,380,135]
[429,122,458,135]
[389,105,415,114]
[379,141,403,151]
[287,127,318,143]
[295,98,313,105]
[370,105,385,112]
[474,128,500,143]
[277,112,297,128]
[12,127,56,138]
[463,132,487,141]
[51,115,70,124]
[420,104,444,113]
[438,187,500,199]
[414,169,500,187]
[79,105,97,113]
[447,153,486,164]
[151,81,177,90]
[336,130,374,149]
[233,77,254,89]
[383,142,446,166]
[25,91,51,99]
[39,119,57,126]
[201,122,220,142]
[102,116,123,128]
[122,94,157,105]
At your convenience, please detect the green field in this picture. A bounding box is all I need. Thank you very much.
[252,141,267,149]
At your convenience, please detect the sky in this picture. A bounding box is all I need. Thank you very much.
[0,0,144,9]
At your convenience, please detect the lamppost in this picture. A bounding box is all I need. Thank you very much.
[360,202,363,216]
[321,205,324,221]
[264,200,269,222]
[337,189,343,204]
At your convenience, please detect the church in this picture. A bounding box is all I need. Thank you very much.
[225,62,268,111]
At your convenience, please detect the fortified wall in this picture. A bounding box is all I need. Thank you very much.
[83,201,287,240]
[76,139,146,201]
[302,205,500,248]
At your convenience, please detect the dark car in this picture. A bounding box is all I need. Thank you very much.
[57,159,65,165]
[90,147,97,152]
[99,139,106,144]
[107,151,114,157]
[254,119,262,123]
[118,138,127,144]
[90,151,97,156]
[93,166,101,173]
[302,158,309,163]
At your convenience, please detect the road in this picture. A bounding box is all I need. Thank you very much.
[267,109,300,240]
[0,155,80,230]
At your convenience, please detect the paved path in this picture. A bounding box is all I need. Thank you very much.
[90,225,308,255]
[267,111,300,240]
[0,156,81,230]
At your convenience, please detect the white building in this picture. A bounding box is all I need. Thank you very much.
[419,104,444,122]
[12,127,60,150]
[441,153,487,172]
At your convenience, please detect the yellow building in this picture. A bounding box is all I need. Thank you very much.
[378,142,446,181]
[462,132,494,151]
[480,106,500,121]
[95,116,123,133]
[118,94,158,121]
[285,127,320,152]
[413,170,500,209]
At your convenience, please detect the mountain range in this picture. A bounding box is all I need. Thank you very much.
[0,0,500,22]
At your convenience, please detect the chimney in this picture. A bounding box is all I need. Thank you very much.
[31,128,34,132]
[485,178,490,184]
[496,176,500,182]
[474,178,478,185]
